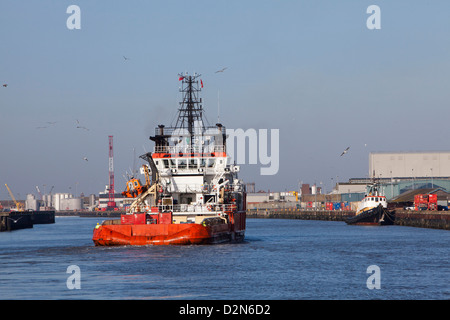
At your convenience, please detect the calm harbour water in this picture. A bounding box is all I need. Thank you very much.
[0,217,448,300]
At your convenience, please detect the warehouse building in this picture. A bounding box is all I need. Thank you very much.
[369,151,450,179]
[349,151,450,199]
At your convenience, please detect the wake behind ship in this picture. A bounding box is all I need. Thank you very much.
[93,73,246,245]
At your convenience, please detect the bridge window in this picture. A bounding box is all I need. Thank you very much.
[189,158,198,169]
[207,159,215,168]
[178,159,187,169]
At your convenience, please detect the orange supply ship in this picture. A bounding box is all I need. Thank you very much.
[93,73,246,245]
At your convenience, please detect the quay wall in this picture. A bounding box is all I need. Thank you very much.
[0,211,55,232]
[395,211,450,230]
[247,208,450,230]
[56,210,123,218]
[0,212,33,231]
[246,209,354,221]
[31,210,55,224]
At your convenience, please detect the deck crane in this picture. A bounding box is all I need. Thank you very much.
[5,184,24,211]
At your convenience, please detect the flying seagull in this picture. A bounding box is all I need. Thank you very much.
[75,119,89,131]
[123,56,130,61]
[340,147,350,156]
[83,157,88,162]
[215,67,227,73]
[2,84,7,87]
[7,217,23,223]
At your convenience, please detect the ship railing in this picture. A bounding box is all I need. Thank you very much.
[154,126,226,136]
[156,203,237,214]
[154,145,225,154]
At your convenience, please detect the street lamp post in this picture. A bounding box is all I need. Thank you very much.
[431,168,434,188]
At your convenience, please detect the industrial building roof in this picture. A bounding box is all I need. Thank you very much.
[389,188,447,203]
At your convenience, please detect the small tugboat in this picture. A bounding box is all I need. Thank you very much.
[346,180,395,226]
[93,73,246,245]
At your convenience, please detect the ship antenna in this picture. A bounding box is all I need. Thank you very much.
[217,89,220,124]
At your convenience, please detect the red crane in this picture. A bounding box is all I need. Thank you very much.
[107,135,116,209]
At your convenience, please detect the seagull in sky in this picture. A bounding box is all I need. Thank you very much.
[83,157,88,162]
[2,84,7,87]
[340,147,350,157]
[75,119,89,131]
[215,67,227,73]
[123,56,130,61]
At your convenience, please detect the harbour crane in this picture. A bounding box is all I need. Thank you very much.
[5,184,24,211]
[36,186,43,200]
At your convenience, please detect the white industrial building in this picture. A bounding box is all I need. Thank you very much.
[25,192,83,211]
[247,192,297,205]
[369,151,450,179]
[25,194,43,211]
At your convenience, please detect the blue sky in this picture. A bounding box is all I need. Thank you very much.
[1,1,450,198]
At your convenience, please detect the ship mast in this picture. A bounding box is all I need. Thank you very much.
[175,73,205,147]
[149,73,226,155]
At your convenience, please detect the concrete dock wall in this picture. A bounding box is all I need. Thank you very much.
[247,209,450,230]
[0,212,33,231]
[247,209,354,221]
[395,211,450,230]
[0,211,55,232]
[31,210,56,224]
[55,210,123,218]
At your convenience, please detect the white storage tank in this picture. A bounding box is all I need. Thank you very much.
[60,198,82,211]
[53,193,73,211]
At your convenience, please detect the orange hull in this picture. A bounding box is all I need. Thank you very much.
[93,221,244,246]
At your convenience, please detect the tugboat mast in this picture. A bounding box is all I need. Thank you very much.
[175,73,205,147]
[150,72,226,155]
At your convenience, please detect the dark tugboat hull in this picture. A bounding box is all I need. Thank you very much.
[346,205,395,226]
